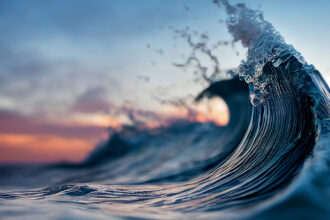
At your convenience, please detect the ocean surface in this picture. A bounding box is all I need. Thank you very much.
[0,1,329,219]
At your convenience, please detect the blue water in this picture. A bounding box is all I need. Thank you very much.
[0,1,329,219]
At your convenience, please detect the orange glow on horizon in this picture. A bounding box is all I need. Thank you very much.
[193,97,229,126]
[159,97,229,126]
[0,133,95,164]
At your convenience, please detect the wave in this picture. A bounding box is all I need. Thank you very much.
[0,1,329,219]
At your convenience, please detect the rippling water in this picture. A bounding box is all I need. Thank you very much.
[0,1,329,219]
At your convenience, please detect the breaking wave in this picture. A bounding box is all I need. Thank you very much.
[0,1,329,219]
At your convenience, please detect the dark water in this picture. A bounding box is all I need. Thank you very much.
[0,1,329,219]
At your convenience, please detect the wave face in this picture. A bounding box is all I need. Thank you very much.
[0,1,329,219]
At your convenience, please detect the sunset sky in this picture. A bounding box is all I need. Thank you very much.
[0,0,329,163]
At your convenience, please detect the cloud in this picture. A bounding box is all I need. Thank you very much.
[71,87,113,114]
[0,40,120,116]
